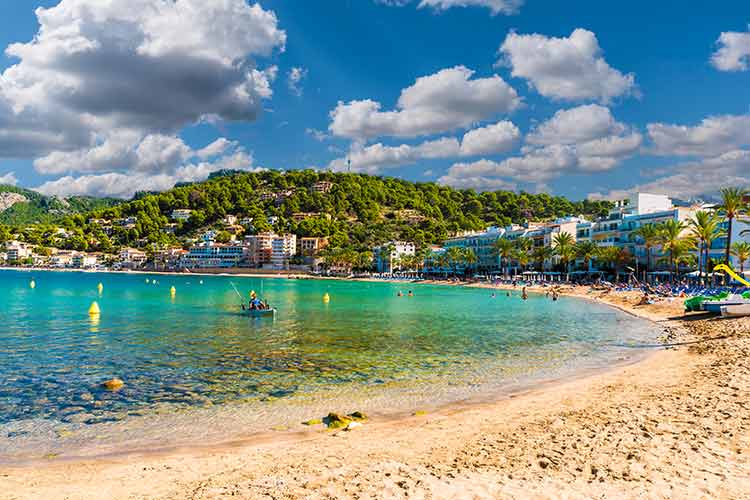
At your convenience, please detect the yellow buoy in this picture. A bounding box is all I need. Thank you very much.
[30,279,36,289]
[88,301,101,316]
[145,279,150,284]
[97,282,103,293]
[170,286,176,295]
[199,280,203,285]
[323,293,330,303]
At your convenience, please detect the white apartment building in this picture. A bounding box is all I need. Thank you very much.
[119,248,147,269]
[271,234,297,269]
[375,241,416,274]
[6,241,32,262]
[72,253,99,269]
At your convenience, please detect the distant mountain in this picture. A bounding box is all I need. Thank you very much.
[0,185,120,225]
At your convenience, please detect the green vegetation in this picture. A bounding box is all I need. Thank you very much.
[0,184,119,225]
[2,171,612,255]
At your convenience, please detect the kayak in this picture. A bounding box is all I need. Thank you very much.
[246,308,276,318]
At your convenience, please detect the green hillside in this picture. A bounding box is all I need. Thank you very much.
[0,185,120,226]
[48,170,612,252]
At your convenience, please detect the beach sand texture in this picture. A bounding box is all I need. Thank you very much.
[2,290,749,499]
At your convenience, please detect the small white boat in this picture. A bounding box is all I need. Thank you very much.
[703,295,750,313]
[720,304,750,318]
[246,308,276,318]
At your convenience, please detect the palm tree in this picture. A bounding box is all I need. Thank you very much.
[731,241,750,274]
[382,242,396,275]
[513,237,533,275]
[493,238,515,277]
[462,248,478,276]
[688,211,724,282]
[553,232,575,279]
[574,240,599,273]
[532,246,554,272]
[356,251,373,272]
[630,223,660,279]
[445,247,465,277]
[657,220,693,278]
[719,187,747,270]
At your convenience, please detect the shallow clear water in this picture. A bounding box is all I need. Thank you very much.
[0,269,660,461]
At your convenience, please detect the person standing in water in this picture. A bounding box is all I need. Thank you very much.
[522,286,528,300]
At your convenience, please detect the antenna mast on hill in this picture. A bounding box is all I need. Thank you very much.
[347,157,351,173]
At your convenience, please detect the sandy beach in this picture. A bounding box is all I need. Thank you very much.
[3,286,749,499]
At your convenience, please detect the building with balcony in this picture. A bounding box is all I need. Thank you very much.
[374,241,416,274]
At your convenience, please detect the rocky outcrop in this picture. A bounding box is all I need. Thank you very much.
[0,192,27,212]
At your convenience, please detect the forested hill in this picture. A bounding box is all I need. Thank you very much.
[0,185,119,225]
[57,170,612,252]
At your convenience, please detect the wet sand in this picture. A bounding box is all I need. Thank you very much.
[3,288,749,499]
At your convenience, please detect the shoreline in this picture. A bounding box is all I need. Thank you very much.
[3,284,749,498]
[0,283,658,468]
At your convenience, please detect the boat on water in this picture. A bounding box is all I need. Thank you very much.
[245,307,276,318]
[720,304,750,318]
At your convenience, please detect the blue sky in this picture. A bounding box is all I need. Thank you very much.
[0,0,748,200]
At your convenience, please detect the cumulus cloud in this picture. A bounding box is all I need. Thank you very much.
[377,0,522,15]
[0,171,18,186]
[711,26,750,71]
[328,120,520,173]
[329,66,521,140]
[647,114,750,157]
[438,105,641,190]
[0,0,284,196]
[593,150,750,200]
[34,145,259,199]
[1,0,285,141]
[33,133,244,176]
[287,67,308,97]
[498,29,636,103]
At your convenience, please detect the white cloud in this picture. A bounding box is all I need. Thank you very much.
[594,150,750,200]
[498,29,636,103]
[0,0,284,196]
[306,128,329,141]
[287,67,308,96]
[526,104,624,145]
[0,171,18,185]
[328,120,520,173]
[438,105,641,190]
[0,0,286,201]
[34,148,259,199]
[196,138,236,159]
[458,120,521,156]
[377,0,522,15]
[647,114,750,157]
[418,0,522,15]
[711,26,750,71]
[329,66,521,140]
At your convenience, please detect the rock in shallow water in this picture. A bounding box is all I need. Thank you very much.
[102,378,124,391]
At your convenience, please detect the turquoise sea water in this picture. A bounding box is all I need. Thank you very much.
[0,269,660,461]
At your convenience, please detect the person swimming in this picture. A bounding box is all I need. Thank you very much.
[407,290,414,297]
[397,291,403,297]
